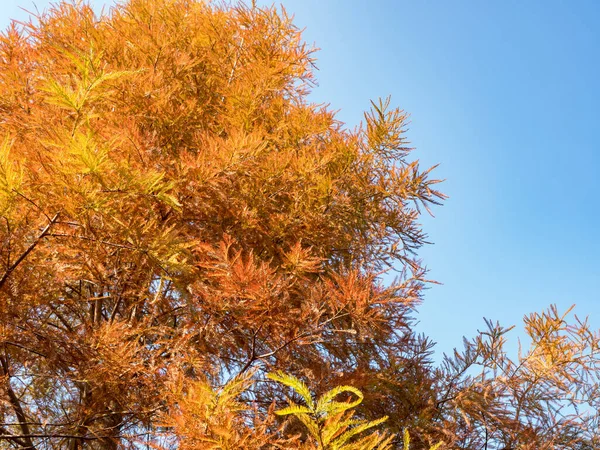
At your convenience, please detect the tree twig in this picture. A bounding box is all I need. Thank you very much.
[0,213,60,291]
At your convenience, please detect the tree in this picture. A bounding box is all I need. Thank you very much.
[0,0,443,448]
[1,1,599,449]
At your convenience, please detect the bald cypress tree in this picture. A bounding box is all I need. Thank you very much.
[0,0,443,447]
[1,1,599,449]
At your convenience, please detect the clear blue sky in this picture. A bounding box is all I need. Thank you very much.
[3,0,600,361]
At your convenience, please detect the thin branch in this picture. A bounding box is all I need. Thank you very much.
[0,354,36,449]
[0,213,60,291]
[3,342,47,358]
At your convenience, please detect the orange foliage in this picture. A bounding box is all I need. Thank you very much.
[0,0,442,448]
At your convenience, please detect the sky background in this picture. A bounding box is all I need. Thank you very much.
[2,0,600,362]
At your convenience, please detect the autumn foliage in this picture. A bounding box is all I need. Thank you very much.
[0,0,598,449]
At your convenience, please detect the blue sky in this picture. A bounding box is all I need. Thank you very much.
[2,0,600,361]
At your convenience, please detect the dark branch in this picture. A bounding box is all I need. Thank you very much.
[0,213,60,291]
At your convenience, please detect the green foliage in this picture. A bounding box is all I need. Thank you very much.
[267,371,448,450]
[268,371,394,450]
[401,429,443,450]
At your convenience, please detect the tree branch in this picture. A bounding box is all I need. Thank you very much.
[0,213,60,291]
[0,355,36,449]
